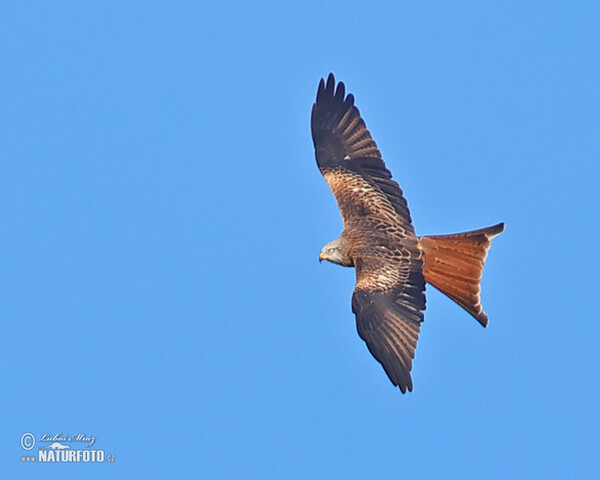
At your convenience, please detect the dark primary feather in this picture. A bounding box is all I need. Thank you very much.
[311,73,414,232]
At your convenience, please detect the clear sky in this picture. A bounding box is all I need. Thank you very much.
[2,1,599,478]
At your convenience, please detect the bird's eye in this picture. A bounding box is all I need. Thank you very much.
[328,248,335,254]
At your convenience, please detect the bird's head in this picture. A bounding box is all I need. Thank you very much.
[319,238,353,266]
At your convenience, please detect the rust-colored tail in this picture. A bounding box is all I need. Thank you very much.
[419,222,505,327]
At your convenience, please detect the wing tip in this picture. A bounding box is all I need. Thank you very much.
[397,379,413,394]
[316,73,337,103]
[315,72,354,109]
[326,72,335,92]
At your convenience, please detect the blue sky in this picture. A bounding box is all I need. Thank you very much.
[2,1,599,478]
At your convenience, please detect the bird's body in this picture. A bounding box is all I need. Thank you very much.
[312,74,504,392]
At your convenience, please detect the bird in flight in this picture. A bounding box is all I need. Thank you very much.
[311,73,504,393]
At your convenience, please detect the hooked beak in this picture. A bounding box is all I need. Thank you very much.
[319,252,327,263]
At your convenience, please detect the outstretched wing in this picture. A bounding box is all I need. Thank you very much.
[349,224,426,393]
[311,73,414,233]
[353,257,425,393]
[311,73,426,392]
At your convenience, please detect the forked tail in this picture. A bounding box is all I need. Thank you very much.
[419,222,505,327]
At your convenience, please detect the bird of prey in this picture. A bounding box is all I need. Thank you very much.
[312,73,504,393]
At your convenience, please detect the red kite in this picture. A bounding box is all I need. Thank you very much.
[312,74,504,392]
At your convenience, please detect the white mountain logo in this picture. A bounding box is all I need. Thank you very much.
[41,442,71,450]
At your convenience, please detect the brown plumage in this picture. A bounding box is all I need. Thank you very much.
[312,74,504,393]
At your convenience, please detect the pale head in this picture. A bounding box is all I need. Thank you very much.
[318,237,353,267]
